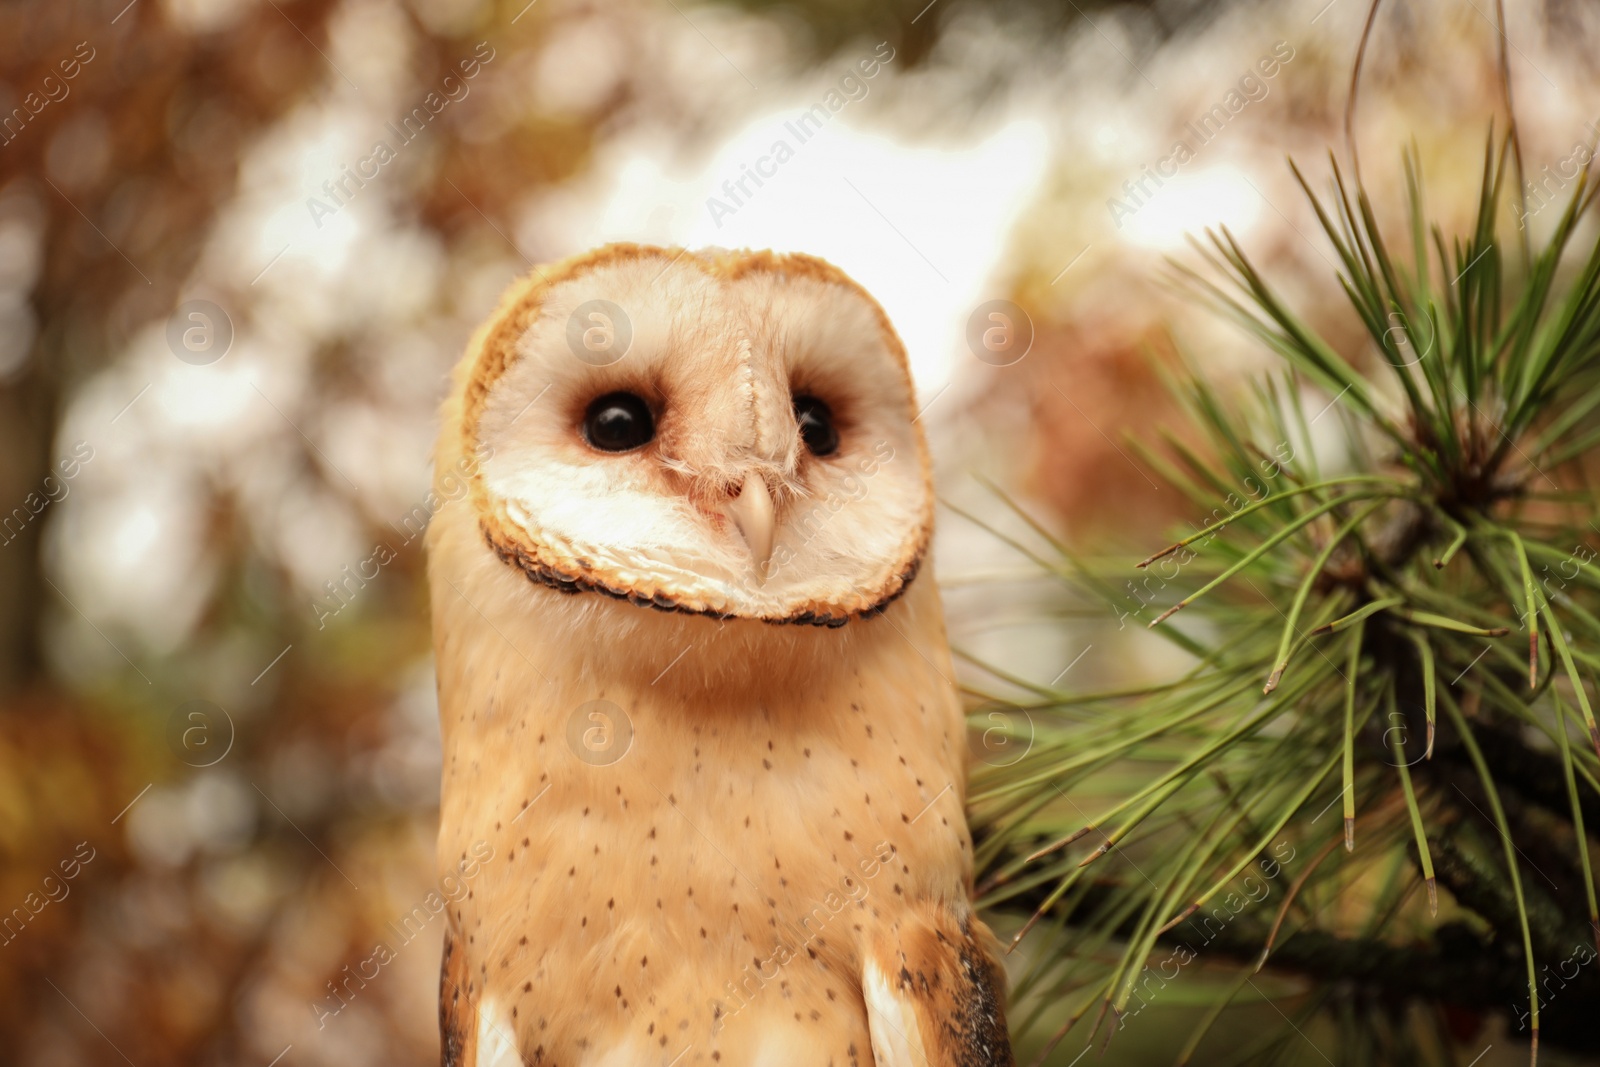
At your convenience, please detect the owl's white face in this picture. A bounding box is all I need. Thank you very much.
[460,246,931,626]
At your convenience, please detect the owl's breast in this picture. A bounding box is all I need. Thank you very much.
[436,606,971,1064]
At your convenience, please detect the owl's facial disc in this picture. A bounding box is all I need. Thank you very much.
[462,245,932,626]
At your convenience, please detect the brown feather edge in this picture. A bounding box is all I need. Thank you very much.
[456,243,935,627]
[483,523,921,627]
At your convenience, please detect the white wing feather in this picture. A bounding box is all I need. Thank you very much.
[863,959,932,1067]
[475,998,523,1067]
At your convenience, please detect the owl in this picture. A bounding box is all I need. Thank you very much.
[425,244,1013,1067]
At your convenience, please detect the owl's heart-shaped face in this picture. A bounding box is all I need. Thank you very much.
[459,245,932,626]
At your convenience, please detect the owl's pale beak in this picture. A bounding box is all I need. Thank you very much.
[726,474,775,578]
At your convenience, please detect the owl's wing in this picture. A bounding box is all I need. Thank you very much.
[439,925,483,1067]
[440,925,528,1067]
[861,907,1014,1067]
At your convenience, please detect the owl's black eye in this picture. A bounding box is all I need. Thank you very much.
[793,395,839,457]
[582,392,655,452]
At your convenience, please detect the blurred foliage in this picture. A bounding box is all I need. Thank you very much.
[708,0,1212,66]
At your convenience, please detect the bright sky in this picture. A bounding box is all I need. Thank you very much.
[579,111,1052,401]
[1114,163,1262,250]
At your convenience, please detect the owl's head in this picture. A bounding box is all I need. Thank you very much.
[441,244,932,628]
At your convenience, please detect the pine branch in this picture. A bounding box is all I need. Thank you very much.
[973,127,1600,1064]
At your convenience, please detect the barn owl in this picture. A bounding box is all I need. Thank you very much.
[426,244,1013,1067]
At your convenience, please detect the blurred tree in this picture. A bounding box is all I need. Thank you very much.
[0,0,344,691]
[711,0,1212,66]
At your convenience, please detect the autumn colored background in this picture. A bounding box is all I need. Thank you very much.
[3,0,1600,1063]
